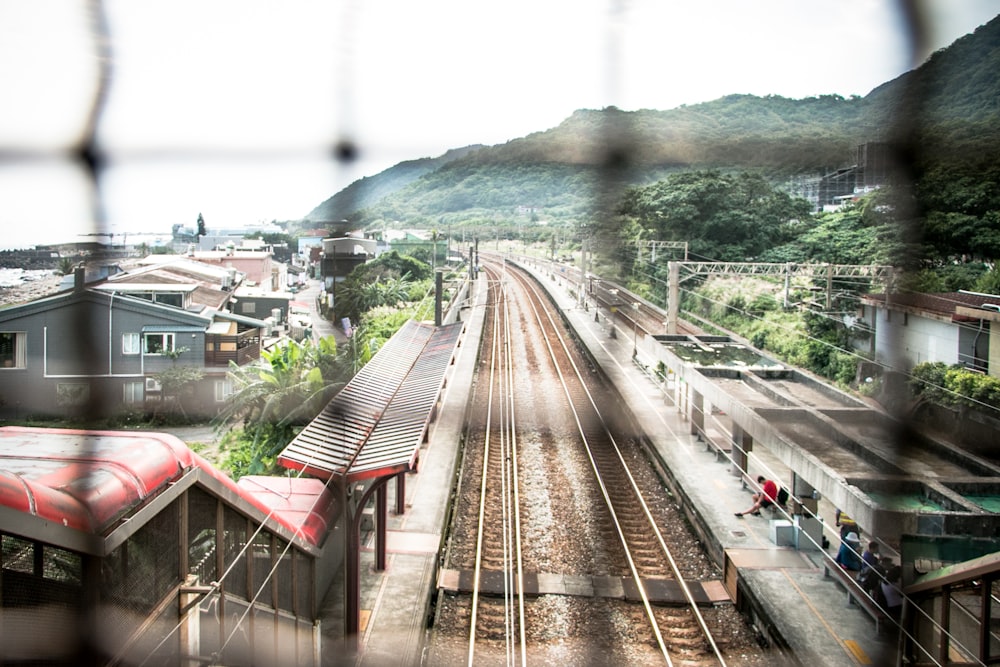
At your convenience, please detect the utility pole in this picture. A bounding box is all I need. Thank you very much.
[434,270,443,326]
[667,261,679,334]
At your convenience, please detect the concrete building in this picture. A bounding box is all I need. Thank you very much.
[859,290,1000,376]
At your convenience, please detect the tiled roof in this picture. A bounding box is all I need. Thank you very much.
[863,291,1000,317]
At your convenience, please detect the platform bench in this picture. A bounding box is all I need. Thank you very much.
[700,427,731,462]
[823,560,888,634]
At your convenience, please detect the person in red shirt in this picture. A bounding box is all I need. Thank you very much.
[735,475,778,517]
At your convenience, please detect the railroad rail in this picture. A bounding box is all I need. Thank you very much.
[467,260,527,665]
[436,256,731,665]
[511,255,701,340]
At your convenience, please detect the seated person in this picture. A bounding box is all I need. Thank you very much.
[857,542,885,596]
[835,509,859,539]
[735,476,778,517]
[835,531,864,570]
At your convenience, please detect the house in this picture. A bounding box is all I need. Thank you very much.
[185,247,277,288]
[231,284,295,328]
[318,235,377,314]
[859,290,1000,377]
[0,260,266,420]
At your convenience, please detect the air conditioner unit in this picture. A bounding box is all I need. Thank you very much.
[145,378,162,392]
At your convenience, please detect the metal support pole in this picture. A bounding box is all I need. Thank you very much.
[434,270,443,326]
[826,264,834,310]
[376,483,387,571]
[667,261,679,334]
[395,472,406,515]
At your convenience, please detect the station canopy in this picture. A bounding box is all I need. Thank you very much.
[278,320,464,483]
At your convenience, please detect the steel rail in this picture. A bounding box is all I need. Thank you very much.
[467,266,527,667]
[504,258,728,667]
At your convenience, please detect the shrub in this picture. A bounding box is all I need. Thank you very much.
[911,361,1000,411]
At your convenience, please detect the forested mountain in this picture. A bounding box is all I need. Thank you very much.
[301,13,1000,269]
[864,14,1000,160]
[305,144,484,222]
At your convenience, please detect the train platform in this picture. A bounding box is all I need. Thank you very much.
[321,260,898,666]
[318,271,490,667]
[521,258,898,666]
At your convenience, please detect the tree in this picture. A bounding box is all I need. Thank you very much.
[213,336,343,477]
[152,347,204,421]
[57,257,76,276]
[340,275,413,317]
[974,264,1000,295]
[615,170,813,265]
[335,251,431,322]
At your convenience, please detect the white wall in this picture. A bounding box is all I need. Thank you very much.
[873,306,959,372]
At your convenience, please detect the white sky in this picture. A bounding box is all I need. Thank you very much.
[0,0,998,248]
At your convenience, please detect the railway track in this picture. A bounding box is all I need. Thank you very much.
[467,260,527,665]
[515,254,702,338]
[430,257,750,665]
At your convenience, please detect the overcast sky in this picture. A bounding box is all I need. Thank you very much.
[1,0,998,249]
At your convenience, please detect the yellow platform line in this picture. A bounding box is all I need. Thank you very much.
[783,570,871,665]
[844,640,872,664]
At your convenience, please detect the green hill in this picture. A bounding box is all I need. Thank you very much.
[304,145,485,222]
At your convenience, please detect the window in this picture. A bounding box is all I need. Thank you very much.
[143,333,175,354]
[215,378,234,402]
[122,332,140,355]
[154,293,184,308]
[240,302,256,315]
[0,331,26,368]
[123,381,144,404]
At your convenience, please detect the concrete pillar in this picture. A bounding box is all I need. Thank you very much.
[791,472,816,499]
[731,423,752,479]
[690,389,704,437]
[179,576,202,667]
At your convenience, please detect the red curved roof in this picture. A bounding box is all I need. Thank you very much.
[0,426,336,548]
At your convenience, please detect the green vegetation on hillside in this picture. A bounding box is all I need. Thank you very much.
[286,14,1000,418]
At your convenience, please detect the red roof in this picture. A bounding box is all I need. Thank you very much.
[0,426,336,548]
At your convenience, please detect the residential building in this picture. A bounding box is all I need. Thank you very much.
[796,142,896,211]
[859,290,1000,377]
[0,259,266,420]
[186,247,277,287]
[318,236,377,315]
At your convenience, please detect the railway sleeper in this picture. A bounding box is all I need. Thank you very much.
[438,568,730,607]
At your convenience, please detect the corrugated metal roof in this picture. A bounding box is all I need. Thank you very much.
[278,320,464,482]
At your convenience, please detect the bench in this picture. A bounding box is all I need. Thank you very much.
[823,560,889,633]
[700,427,731,462]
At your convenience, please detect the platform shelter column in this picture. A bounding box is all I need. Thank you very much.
[689,389,704,438]
[791,473,817,499]
[731,423,752,479]
[395,472,406,515]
